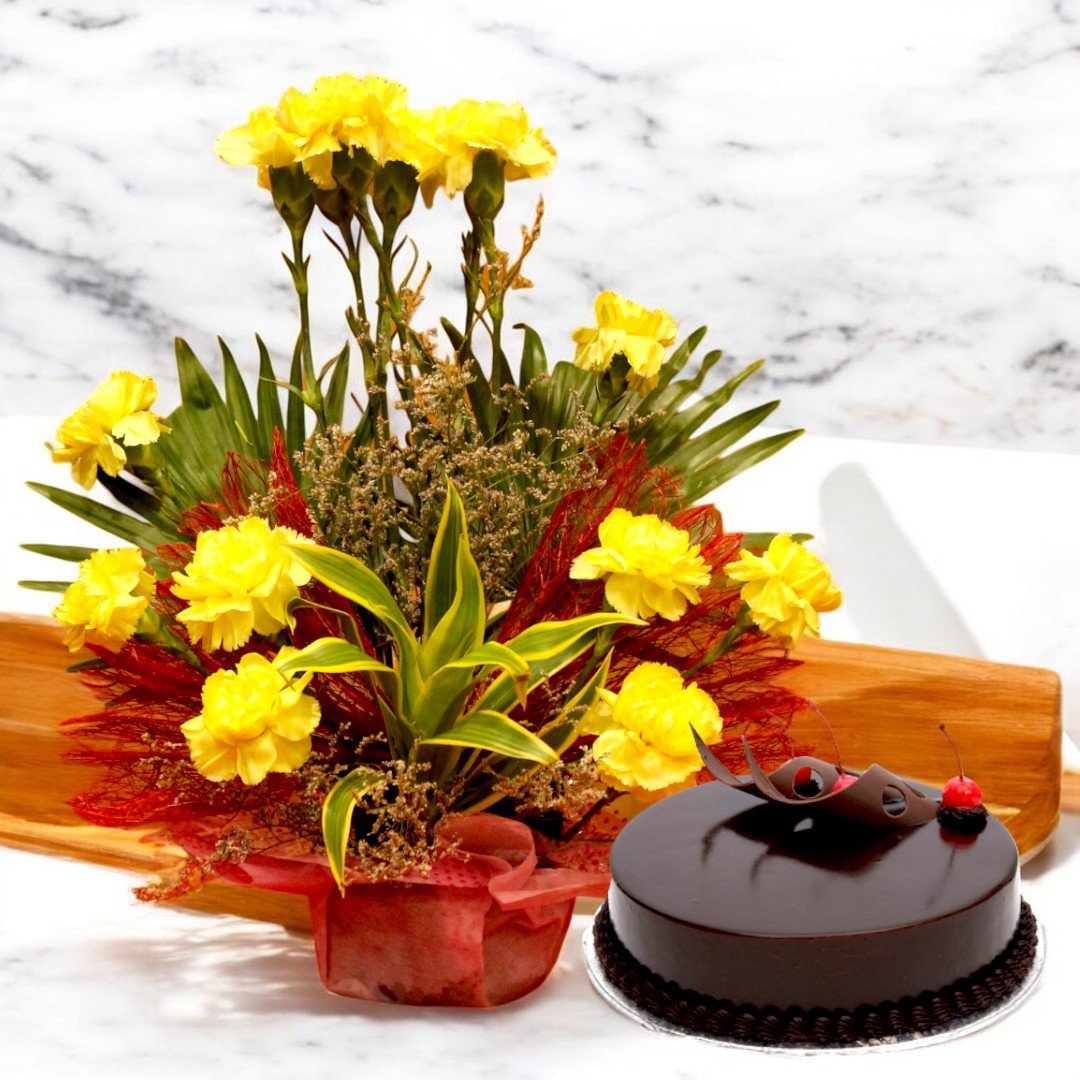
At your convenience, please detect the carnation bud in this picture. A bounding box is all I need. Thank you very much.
[314,186,353,227]
[372,160,419,235]
[465,149,506,224]
[331,147,375,202]
[268,164,316,233]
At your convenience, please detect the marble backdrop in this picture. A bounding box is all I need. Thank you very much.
[1,0,1078,451]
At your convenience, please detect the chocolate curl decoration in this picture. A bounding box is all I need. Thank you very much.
[692,729,938,829]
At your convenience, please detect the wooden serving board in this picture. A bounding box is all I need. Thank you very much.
[0,613,1067,933]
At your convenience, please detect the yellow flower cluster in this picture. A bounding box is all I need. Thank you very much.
[216,73,555,199]
[171,517,312,652]
[182,652,320,786]
[572,291,678,393]
[583,662,722,791]
[723,533,842,647]
[53,548,155,652]
[570,508,711,621]
[51,372,169,491]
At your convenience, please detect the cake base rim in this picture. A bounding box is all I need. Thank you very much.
[586,899,1041,1052]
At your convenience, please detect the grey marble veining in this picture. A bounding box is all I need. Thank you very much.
[1,0,1078,451]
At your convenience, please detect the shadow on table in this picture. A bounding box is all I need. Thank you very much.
[1022,813,1080,881]
[68,913,598,1022]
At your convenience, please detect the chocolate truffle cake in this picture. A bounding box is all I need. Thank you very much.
[592,749,1038,1048]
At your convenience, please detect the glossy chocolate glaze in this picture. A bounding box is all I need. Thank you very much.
[608,781,1020,1011]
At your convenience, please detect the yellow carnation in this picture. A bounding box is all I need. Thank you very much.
[584,662,722,791]
[723,533,842,647]
[52,548,155,652]
[214,103,298,189]
[215,74,438,190]
[171,517,313,652]
[572,292,677,392]
[181,652,320,786]
[570,508,711,621]
[419,99,556,201]
[51,372,169,491]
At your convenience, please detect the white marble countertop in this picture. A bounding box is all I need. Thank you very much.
[1,0,1079,452]
[3,419,1079,1074]
[3,0,1080,1069]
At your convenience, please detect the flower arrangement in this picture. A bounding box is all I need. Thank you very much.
[25,73,841,1007]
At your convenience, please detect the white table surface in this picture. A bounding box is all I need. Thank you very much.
[2,419,1078,1077]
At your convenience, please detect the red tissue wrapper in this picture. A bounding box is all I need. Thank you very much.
[175,814,609,1007]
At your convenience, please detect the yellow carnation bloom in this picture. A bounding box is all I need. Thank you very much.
[53,548,155,652]
[182,652,320,786]
[570,508,711,621]
[51,372,169,491]
[215,103,298,189]
[171,517,313,652]
[724,533,842,647]
[572,292,677,392]
[215,74,438,190]
[585,662,722,791]
[419,99,556,201]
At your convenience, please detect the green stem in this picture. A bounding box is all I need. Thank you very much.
[478,220,508,385]
[683,620,749,677]
[339,219,365,327]
[289,226,325,426]
[459,223,483,362]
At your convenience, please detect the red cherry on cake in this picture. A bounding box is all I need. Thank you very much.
[942,775,982,809]
[831,772,858,792]
[939,724,983,809]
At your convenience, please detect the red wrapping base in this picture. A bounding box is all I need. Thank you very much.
[173,814,609,1007]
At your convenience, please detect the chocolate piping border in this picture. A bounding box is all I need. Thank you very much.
[592,899,1038,1048]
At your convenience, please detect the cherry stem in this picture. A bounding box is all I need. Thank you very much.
[807,702,845,774]
[760,703,846,774]
[939,723,965,778]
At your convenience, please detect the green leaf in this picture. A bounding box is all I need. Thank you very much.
[322,766,384,894]
[21,543,96,563]
[323,345,351,428]
[663,401,780,477]
[274,637,392,676]
[408,640,532,739]
[156,338,243,503]
[26,483,170,551]
[95,472,180,537]
[638,358,764,457]
[18,580,70,593]
[287,543,420,706]
[421,710,558,764]
[255,336,285,459]
[739,531,814,549]
[423,480,468,640]
[438,641,528,679]
[626,349,724,432]
[289,544,409,636]
[471,613,639,716]
[683,429,804,503]
[286,339,306,459]
[654,325,708,392]
[422,483,485,673]
[502,611,642,662]
[515,323,548,384]
[219,338,259,450]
